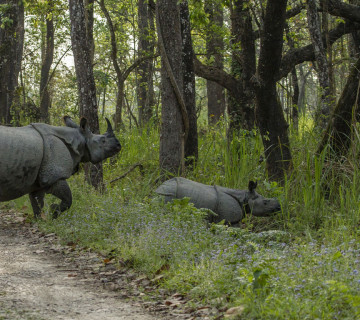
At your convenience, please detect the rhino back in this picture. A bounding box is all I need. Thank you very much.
[156,178,218,211]
[0,126,43,201]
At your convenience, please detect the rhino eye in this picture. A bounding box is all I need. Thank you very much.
[101,137,106,144]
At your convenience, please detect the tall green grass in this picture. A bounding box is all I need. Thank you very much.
[9,117,360,319]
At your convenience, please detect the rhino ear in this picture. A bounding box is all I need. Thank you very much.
[63,116,79,129]
[80,117,87,130]
[248,180,257,193]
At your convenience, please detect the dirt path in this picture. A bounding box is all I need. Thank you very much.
[0,210,192,320]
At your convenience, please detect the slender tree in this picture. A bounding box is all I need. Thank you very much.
[228,0,256,132]
[285,23,300,129]
[137,0,155,126]
[39,0,55,123]
[180,0,198,166]
[307,0,333,129]
[317,56,360,158]
[255,0,292,181]
[69,0,103,188]
[0,0,24,125]
[204,0,225,125]
[84,0,95,63]
[157,0,188,174]
[99,0,156,131]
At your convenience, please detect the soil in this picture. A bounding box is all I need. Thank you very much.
[0,210,218,320]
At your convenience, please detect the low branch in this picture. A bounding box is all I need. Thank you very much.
[279,22,359,80]
[109,163,144,185]
[193,57,242,97]
[124,95,139,128]
[122,52,159,81]
[321,0,360,23]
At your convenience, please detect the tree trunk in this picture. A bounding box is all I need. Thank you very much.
[99,0,124,130]
[255,0,292,182]
[84,0,95,64]
[291,68,299,130]
[349,1,360,56]
[39,0,55,123]
[69,0,103,189]
[228,0,256,133]
[0,0,24,125]
[204,0,225,125]
[157,0,186,175]
[137,0,155,127]
[285,23,299,130]
[307,0,333,129]
[317,56,360,157]
[180,0,198,167]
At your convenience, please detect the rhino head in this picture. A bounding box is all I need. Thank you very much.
[245,181,281,216]
[64,116,121,163]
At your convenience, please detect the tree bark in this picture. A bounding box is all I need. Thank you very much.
[137,0,155,127]
[317,56,360,157]
[0,0,24,125]
[69,0,103,189]
[205,0,225,125]
[84,0,95,64]
[180,0,198,167]
[228,0,256,133]
[291,68,299,130]
[255,0,292,181]
[285,23,299,129]
[157,0,186,175]
[39,0,55,123]
[307,0,333,129]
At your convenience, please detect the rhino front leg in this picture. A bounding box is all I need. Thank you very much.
[48,179,72,219]
[29,190,45,219]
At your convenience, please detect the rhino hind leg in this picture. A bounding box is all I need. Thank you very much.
[29,190,46,218]
[48,179,72,219]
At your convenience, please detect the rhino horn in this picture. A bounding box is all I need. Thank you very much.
[105,117,114,134]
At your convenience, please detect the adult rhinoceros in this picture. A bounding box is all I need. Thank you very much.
[0,116,121,218]
[155,177,281,224]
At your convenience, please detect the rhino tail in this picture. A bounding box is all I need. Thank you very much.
[155,178,178,197]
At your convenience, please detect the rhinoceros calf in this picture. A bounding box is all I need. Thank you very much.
[0,117,121,218]
[155,178,281,224]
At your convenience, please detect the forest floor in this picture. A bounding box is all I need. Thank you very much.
[0,210,203,320]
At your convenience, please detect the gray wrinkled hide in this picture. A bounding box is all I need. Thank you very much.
[155,177,281,224]
[0,126,44,200]
[0,118,121,218]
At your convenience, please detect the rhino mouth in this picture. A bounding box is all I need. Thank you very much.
[243,199,282,216]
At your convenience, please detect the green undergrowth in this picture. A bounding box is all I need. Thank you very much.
[8,120,360,319]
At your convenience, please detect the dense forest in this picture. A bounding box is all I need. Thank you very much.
[2,0,360,318]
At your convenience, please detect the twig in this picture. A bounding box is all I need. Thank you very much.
[109,163,144,185]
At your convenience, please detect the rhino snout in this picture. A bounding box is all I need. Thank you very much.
[249,198,281,216]
[114,141,122,152]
